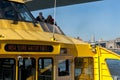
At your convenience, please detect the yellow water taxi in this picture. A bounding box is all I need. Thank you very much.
[0,0,120,80]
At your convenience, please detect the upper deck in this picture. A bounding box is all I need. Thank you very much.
[0,1,62,40]
[0,0,86,45]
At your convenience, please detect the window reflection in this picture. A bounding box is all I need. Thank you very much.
[0,58,15,80]
[0,1,16,20]
[0,0,34,22]
[106,59,120,79]
[38,58,53,80]
[58,59,70,76]
[74,57,93,80]
[18,58,36,80]
[15,4,33,21]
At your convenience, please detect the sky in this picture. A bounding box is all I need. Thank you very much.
[32,0,120,41]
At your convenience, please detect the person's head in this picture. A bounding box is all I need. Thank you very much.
[39,12,42,16]
[48,15,52,19]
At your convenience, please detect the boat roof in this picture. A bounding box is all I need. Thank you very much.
[26,0,101,11]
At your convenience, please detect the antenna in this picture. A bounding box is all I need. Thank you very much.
[52,0,57,41]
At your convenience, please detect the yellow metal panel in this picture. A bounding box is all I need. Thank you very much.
[9,0,31,3]
[100,47,120,60]
[0,20,43,31]
[76,44,95,57]
[10,21,43,31]
[94,75,99,80]
[14,29,38,40]
[0,20,79,44]
[0,20,9,28]
[0,44,1,49]
[9,0,24,3]
[0,29,22,39]
[54,34,75,44]
[102,76,113,80]
[36,31,53,41]
[97,47,120,80]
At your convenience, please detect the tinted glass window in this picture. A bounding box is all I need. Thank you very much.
[0,0,34,22]
[0,58,16,80]
[58,59,70,76]
[14,4,33,21]
[38,58,53,80]
[74,57,93,80]
[18,58,36,80]
[106,59,120,80]
[0,1,15,19]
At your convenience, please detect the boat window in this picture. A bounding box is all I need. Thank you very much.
[74,57,93,80]
[58,59,70,76]
[0,58,16,80]
[0,1,16,20]
[39,22,65,35]
[18,58,36,80]
[14,3,33,22]
[0,0,35,22]
[106,59,120,80]
[38,58,53,80]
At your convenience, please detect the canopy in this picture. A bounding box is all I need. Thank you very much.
[26,0,101,11]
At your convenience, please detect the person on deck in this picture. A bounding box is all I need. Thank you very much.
[36,12,45,22]
[45,15,54,25]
